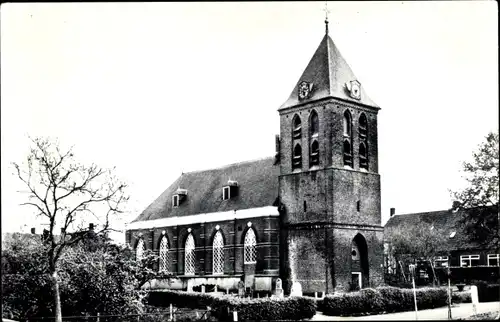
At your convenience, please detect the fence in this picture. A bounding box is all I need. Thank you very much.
[19,305,213,322]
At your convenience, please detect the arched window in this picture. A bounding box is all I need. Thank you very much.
[136,239,145,261]
[292,115,302,139]
[292,144,302,169]
[359,114,368,139]
[185,233,195,275]
[244,228,257,264]
[310,140,319,166]
[159,236,170,273]
[310,111,319,137]
[213,231,224,275]
[359,142,368,170]
[343,110,352,137]
[343,140,353,167]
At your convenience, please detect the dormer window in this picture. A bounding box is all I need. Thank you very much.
[222,180,239,200]
[172,195,179,207]
[222,186,230,200]
[172,188,188,207]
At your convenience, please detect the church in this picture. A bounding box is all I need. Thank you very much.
[126,17,384,295]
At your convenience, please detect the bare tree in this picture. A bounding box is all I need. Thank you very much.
[12,137,129,322]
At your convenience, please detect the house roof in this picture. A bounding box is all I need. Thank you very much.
[384,205,499,252]
[132,156,280,223]
[279,34,379,111]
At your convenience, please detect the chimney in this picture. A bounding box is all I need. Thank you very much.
[31,227,36,234]
[390,208,396,217]
[89,223,94,231]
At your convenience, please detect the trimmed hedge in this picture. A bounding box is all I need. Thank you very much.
[452,291,471,304]
[323,286,448,316]
[474,282,500,302]
[147,290,316,321]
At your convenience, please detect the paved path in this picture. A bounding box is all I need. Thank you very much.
[311,301,500,320]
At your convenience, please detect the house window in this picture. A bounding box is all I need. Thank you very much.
[292,115,302,139]
[172,195,179,207]
[213,231,224,274]
[222,186,230,200]
[244,228,257,264]
[488,254,499,266]
[310,140,319,166]
[185,233,196,275]
[343,110,352,137]
[434,256,449,268]
[292,144,302,169]
[343,140,352,167]
[159,236,170,273]
[310,110,319,137]
[460,254,480,267]
[356,200,361,212]
[359,142,368,170]
[136,239,145,261]
[359,113,368,139]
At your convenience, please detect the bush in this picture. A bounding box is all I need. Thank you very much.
[452,291,471,304]
[148,290,317,321]
[323,286,448,316]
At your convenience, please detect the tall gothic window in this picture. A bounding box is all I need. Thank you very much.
[292,144,302,170]
[136,239,145,261]
[185,233,195,275]
[310,140,319,166]
[292,115,302,139]
[213,231,224,275]
[244,228,257,264]
[159,236,170,273]
[343,140,353,167]
[359,113,368,170]
[310,110,319,137]
[343,110,353,167]
[359,113,367,139]
[359,142,368,170]
[343,110,352,137]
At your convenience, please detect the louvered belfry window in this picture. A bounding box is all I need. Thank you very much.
[244,228,257,264]
[185,234,195,275]
[159,236,170,273]
[136,239,145,261]
[213,231,224,274]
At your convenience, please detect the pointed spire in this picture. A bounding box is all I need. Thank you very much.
[323,1,330,35]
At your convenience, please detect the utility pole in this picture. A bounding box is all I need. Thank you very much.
[409,264,418,320]
[447,266,452,320]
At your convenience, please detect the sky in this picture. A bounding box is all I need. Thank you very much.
[1,1,498,243]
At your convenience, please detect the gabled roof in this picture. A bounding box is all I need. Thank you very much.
[132,157,279,222]
[384,205,499,252]
[279,34,379,111]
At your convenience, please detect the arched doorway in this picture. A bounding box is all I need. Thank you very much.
[351,233,369,289]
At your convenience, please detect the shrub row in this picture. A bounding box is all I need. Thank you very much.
[452,291,471,304]
[323,286,448,316]
[147,290,316,321]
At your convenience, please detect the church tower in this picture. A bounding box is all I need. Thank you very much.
[278,17,384,293]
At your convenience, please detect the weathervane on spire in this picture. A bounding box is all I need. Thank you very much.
[323,1,331,35]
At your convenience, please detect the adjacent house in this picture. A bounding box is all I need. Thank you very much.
[384,205,499,285]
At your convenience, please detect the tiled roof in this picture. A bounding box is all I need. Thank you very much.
[132,157,279,222]
[279,34,379,111]
[384,205,498,252]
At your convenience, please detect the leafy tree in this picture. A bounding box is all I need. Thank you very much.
[12,137,129,322]
[1,233,155,321]
[385,221,449,286]
[450,131,499,248]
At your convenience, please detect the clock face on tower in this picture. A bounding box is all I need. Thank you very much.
[298,81,312,100]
